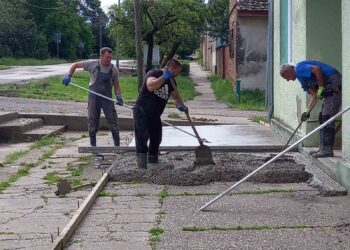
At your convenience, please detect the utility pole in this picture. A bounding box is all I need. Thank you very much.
[134,0,143,90]
[116,0,120,68]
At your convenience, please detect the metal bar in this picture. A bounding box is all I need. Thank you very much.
[78,145,296,154]
[69,82,210,142]
[200,105,350,211]
[52,166,112,250]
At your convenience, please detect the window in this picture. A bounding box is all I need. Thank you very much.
[280,0,293,64]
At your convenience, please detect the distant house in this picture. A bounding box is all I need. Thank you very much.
[270,0,350,191]
[228,0,268,90]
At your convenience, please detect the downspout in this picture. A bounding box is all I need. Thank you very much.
[266,0,274,122]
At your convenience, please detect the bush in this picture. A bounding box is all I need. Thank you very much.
[181,63,190,76]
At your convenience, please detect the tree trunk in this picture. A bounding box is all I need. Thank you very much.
[145,34,154,73]
[161,41,180,67]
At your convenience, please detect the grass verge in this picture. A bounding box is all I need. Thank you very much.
[0,73,198,103]
[0,57,66,66]
[209,74,265,111]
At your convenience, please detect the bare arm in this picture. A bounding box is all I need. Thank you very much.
[310,65,324,88]
[146,76,167,92]
[113,80,121,96]
[307,87,318,110]
[170,90,183,106]
[67,61,84,76]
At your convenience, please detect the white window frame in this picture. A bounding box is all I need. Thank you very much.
[287,0,293,63]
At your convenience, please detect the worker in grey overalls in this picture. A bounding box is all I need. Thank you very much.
[62,47,123,146]
[280,61,342,158]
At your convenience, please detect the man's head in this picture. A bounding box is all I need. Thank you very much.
[100,47,113,66]
[280,63,296,81]
[165,58,182,77]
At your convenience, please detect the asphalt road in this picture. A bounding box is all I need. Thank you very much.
[0,60,136,85]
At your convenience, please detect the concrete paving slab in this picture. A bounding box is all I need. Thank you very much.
[160,193,350,229]
[158,227,350,250]
[166,182,316,195]
[129,124,286,147]
[103,183,163,196]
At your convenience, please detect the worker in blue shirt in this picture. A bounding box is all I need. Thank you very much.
[280,60,342,158]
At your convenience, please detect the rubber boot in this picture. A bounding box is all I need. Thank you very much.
[137,153,147,170]
[314,128,335,158]
[90,135,96,146]
[148,154,158,164]
[112,133,120,146]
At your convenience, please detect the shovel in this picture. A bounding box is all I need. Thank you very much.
[169,78,215,165]
[55,179,97,196]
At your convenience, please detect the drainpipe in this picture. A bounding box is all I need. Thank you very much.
[266,0,274,122]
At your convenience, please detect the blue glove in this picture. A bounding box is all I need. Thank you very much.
[162,70,173,80]
[116,95,123,106]
[62,75,71,86]
[176,104,188,113]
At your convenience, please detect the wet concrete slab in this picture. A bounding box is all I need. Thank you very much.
[158,227,350,250]
[160,193,350,229]
[129,124,285,147]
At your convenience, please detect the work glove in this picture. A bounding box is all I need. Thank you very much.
[176,104,188,113]
[301,109,310,122]
[317,86,324,99]
[62,75,72,86]
[116,95,123,106]
[162,70,173,80]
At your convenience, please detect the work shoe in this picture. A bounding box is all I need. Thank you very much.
[309,149,320,156]
[148,154,158,164]
[313,150,334,158]
[137,153,147,170]
[90,135,96,147]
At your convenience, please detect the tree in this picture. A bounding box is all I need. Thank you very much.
[206,0,229,39]
[109,0,206,71]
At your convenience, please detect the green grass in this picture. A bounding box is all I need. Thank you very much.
[209,74,265,111]
[0,57,66,66]
[43,171,62,185]
[149,227,164,250]
[182,224,311,232]
[3,150,27,165]
[250,115,268,124]
[167,112,182,119]
[0,65,9,70]
[99,191,118,197]
[30,136,56,149]
[0,164,34,193]
[0,73,198,103]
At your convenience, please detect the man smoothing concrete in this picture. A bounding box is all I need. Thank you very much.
[133,58,188,169]
[62,47,123,146]
[280,60,342,158]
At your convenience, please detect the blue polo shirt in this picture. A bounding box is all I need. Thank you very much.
[295,60,337,93]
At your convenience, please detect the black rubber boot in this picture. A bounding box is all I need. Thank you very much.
[148,154,158,164]
[90,135,96,146]
[314,128,335,158]
[137,153,147,170]
[112,133,120,146]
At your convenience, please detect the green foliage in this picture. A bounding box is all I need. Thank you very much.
[181,63,190,76]
[43,172,62,185]
[206,0,229,39]
[209,75,265,111]
[0,58,66,66]
[0,73,198,102]
[149,227,164,250]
